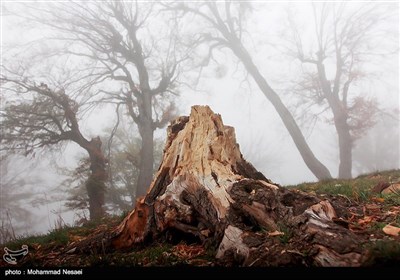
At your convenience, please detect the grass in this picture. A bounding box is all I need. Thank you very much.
[1,218,208,267]
[370,221,387,231]
[381,193,400,208]
[4,227,70,249]
[1,215,121,249]
[287,169,400,204]
[277,222,292,244]
[86,243,180,267]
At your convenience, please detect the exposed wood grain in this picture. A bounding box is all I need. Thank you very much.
[106,105,367,266]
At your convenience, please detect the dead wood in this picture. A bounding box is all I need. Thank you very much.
[77,105,367,266]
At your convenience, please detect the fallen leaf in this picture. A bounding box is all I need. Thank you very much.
[383,210,399,217]
[200,229,210,237]
[371,197,384,203]
[364,204,381,216]
[365,204,381,211]
[30,243,41,250]
[173,244,205,259]
[268,230,284,236]
[69,234,84,242]
[65,247,76,254]
[382,224,400,237]
[357,216,374,226]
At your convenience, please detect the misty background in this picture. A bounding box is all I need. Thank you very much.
[0,1,398,241]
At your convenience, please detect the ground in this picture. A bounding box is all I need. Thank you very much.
[1,170,399,267]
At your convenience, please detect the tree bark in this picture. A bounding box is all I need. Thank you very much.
[85,137,108,220]
[136,92,155,197]
[336,118,352,179]
[57,91,108,220]
[108,105,365,266]
[316,62,353,179]
[137,124,154,197]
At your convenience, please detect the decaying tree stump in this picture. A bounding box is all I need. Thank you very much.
[107,105,365,266]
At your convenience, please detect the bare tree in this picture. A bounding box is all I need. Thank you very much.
[0,155,39,243]
[168,1,332,180]
[286,3,397,178]
[1,77,108,220]
[12,1,191,196]
[62,124,164,216]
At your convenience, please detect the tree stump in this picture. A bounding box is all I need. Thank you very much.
[110,105,364,266]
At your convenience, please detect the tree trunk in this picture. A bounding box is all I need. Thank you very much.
[229,42,332,180]
[316,61,353,179]
[336,118,352,179]
[109,105,364,266]
[137,125,154,197]
[85,137,107,220]
[136,93,155,197]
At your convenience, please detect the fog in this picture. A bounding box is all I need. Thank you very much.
[1,1,398,239]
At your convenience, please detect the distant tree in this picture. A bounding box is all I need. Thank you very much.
[0,155,40,243]
[0,77,107,220]
[169,2,332,180]
[106,122,164,208]
[14,1,190,195]
[62,123,164,216]
[286,3,397,178]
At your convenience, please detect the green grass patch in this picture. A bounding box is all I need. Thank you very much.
[286,169,400,203]
[370,221,386,232]
[381,193,400,207]
[4,227,70,249]
[277,222,293,244]
[1,215,121,248]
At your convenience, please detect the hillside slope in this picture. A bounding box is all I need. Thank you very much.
[1,170,399,267]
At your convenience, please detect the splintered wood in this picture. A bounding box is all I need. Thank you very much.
[111,105,366,266]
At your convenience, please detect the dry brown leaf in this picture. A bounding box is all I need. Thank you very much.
[69,234,84,242]
[357,216,374,226]
[349,223,363,232]
[365,204,381,211]
[30,243,41,250]
[173,244,205,259]
[371,197,385,203]
[384,210,399,217]
[390,206,400,211]
[382,224,400,237]
[200,229,210,237]
[268,230,284,236]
